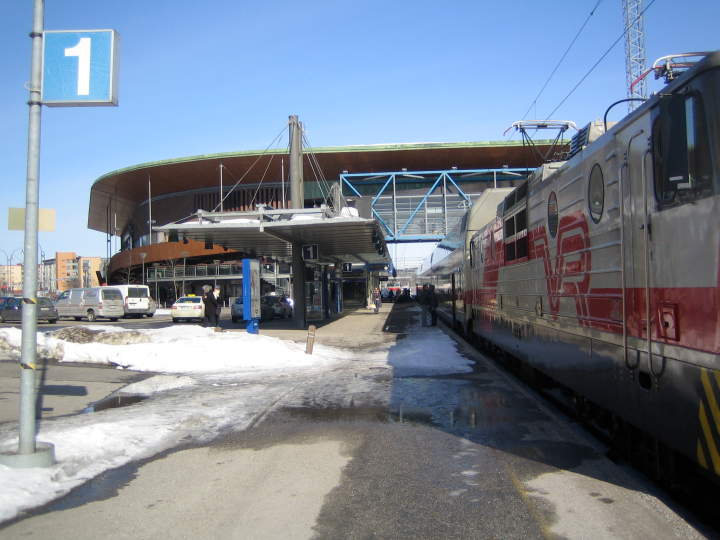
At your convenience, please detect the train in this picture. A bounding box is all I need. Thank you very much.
[422,51,720,483]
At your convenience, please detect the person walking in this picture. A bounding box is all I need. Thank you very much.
[372,287,382,314]
[428,284,439,326]
[418,284,431,327]
[202,284,218,327]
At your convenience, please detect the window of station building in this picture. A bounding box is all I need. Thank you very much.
[588,164,604,223]
[652,79,716,209]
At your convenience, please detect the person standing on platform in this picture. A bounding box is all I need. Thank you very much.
[202,284,218,327]
[213,287,222,328]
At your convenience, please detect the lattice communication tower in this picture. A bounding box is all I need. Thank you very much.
[623,0,647,111]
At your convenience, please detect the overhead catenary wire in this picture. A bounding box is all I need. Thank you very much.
[521,0,604,121]
[544,0,656,120]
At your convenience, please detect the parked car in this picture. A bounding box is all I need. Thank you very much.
[55,287,124,322]
[171,295,204,323]
[107,285,155,318]
[231,296,275,323]
[147,297,157,317]
[262,295,292,319]
[0,296,58,324]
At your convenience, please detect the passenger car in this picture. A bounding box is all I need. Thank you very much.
[231,296,276,322]
[171,295,204,323]
[262,295,292,319]
[55,287,125,321]
[0,296,58,324]
[108,285,155,318]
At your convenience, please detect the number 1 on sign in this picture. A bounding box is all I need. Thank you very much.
[64,37,91,95]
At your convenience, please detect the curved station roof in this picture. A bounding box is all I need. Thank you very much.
[88,140,545,236]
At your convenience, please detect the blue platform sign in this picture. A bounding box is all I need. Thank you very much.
[242,259,261,331]
[42,30,119,106]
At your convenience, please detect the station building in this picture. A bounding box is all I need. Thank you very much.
[87,138,551,317]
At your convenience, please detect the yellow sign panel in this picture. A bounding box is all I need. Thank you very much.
[8,208,56,232]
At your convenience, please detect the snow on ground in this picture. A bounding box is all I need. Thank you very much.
[0,321,472,523]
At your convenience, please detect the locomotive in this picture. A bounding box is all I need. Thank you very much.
[423,51,720,481]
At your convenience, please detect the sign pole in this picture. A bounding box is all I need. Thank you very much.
[0,0,55,468]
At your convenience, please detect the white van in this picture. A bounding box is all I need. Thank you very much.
[108,285,155,317]
[55,287,125,322]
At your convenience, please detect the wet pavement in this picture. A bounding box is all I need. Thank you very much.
[0,303,708,539]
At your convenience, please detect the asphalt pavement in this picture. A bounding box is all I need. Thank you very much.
[0,303,709,539]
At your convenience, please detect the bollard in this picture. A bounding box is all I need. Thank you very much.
[305,324,316,354]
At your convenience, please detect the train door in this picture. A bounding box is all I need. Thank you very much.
[622,121,656,431]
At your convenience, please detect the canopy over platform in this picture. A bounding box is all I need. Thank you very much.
[156,207,391,266]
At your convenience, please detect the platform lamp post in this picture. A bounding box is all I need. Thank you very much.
[139,252,147,285]
[180,250,189,296]
[0,0,53,468]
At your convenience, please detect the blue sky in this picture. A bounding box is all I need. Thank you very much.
[0,0,717,262]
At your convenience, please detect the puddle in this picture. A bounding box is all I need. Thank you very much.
[280,406,390,423]
[83,394,147,413]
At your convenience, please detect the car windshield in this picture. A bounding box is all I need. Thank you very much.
[38,298,53,307]
[177,297,201,304]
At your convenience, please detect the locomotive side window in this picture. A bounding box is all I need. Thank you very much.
[653,90,714,208]
[588,164,604,223]
[547,192,559,237]
[503,184,529,262]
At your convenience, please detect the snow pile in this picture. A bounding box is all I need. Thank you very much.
[0,326,341,373]
[339,207,359,218]
[115,374,196,395]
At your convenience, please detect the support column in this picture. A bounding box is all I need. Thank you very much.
[289,115,306,328]
[289,115,303,209]
[292,242,306,328]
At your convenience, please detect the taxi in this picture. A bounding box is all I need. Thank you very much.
[171,295,205,323]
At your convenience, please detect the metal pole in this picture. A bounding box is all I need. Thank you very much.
[147,175,152,245]
[140,253,147,285]
[10,0,55,467]
[392,175,397,237]
[219,164,223,212]
[281,158,285,209]
[442,174,448,235]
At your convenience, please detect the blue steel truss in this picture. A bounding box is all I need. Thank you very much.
[340,168,529,242]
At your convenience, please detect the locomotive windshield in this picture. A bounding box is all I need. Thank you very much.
[652,67,719,208]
